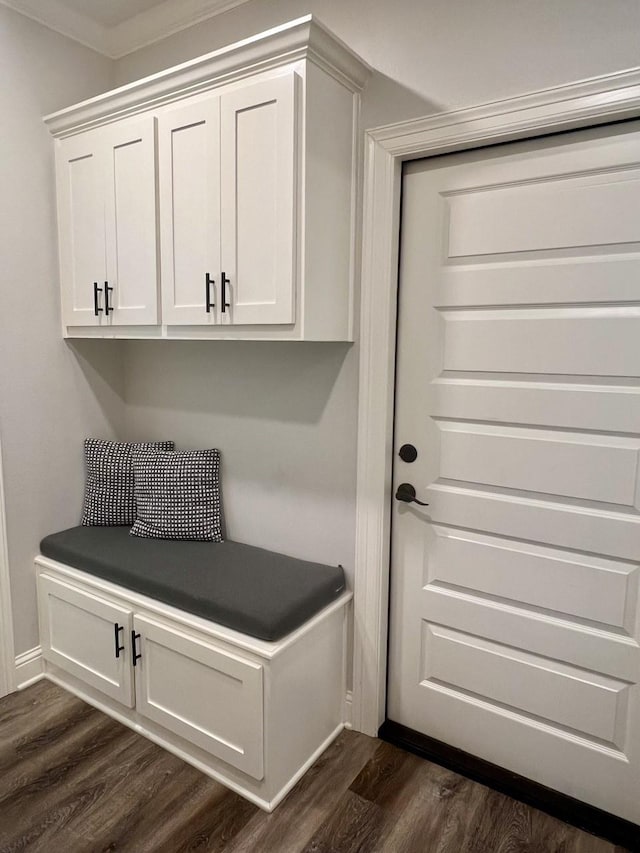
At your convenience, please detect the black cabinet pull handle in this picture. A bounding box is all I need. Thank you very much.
[205,273,215,313]
[221,272,231,313]
[131,631,142,667]
[93,282,103,316]
[104,281,113,315]
[395,483,429,507]
[114,623,125,659]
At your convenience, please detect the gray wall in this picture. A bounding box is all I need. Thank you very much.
[0,7,122,655]
[114,0,640,126]
[4,0,640,656]
[114,0,640,585]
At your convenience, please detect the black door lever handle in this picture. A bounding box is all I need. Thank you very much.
[395,483,429,506]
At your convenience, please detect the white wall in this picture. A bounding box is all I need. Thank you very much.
[5,0,638,656]
[123,342,355,566]
[113,0,640,587]
[115,0,640,127]
[0,7,122,656]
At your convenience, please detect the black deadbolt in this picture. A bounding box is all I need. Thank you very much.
[399,443,418,463]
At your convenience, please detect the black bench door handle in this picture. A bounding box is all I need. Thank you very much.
[131,631,142,667]
[114,623,125,658]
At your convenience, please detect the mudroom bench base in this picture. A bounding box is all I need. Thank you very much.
[34,549,351,812]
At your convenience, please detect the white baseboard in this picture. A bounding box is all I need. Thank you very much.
[344,690,353,730]
[15,646,44,689]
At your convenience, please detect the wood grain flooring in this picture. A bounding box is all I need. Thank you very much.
[0,680,630,852]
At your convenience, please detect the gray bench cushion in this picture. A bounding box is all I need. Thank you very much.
[40,526,346,642]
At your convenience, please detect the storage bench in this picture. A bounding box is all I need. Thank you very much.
[35,527,351,811]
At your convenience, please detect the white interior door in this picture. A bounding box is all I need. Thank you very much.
[158,97,221,325]
[220,72,297,325]
[388,121,640,824]
[104,116,158,326]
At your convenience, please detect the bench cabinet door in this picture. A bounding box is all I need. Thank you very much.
[133,615,264,780]
[38,574,135,707]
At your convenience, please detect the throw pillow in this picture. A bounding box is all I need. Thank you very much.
[130,447,223,541]
[81,439,174,526]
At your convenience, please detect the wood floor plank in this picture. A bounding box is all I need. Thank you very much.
[362,750,486,853]
[300,790,385,853]
[0,682,630,852]
[223,730,379,853]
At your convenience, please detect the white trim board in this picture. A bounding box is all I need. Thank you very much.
[15,647,44,690]
[0,439,15,698]
[0,0,253,59]
[351,65,640,738]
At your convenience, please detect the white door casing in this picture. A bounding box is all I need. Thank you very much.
[387,127,640,822]
[352,66,640,744]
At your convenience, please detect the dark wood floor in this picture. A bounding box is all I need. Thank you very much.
[0,680,629,852]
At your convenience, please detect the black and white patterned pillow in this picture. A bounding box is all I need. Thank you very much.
[130,448,223,541]
[81,439,175,526]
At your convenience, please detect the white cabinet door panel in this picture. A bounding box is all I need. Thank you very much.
[104,117,158,325]
[134,615,264,780]
[159,98,221,325]
[389,123,640,823]
[39,574,134,707]
[56,132,106,326]
[221,73,297,325]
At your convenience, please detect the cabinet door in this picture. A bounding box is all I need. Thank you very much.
[104,116,159,326]
[134,615,264,779]
[39,574,134,707]
[220,73,297,325]
[159,98,221,325]
[55,130,106,327]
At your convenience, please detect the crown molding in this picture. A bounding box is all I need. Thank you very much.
[44,15,371,137]
[0,0,254,59]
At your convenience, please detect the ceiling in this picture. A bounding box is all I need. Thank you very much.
[0,0,253,58]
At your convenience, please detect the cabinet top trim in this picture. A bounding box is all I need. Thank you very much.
[44,15,371,138]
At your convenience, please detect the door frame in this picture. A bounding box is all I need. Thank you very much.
[0,438,15,697]
[351,66,640,737]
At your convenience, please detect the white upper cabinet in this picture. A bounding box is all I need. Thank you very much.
[55,131,106,327]
[56,116,158,327]
[220,73,296,326]
[159,97,221,325]
[46,16,370,340]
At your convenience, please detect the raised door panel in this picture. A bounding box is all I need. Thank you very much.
[220,73,297,325]
[104,117,158,326]
[134,615,264,780]
[159,98,221,325]
[55,131,106,327]
[38,574,134,707]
